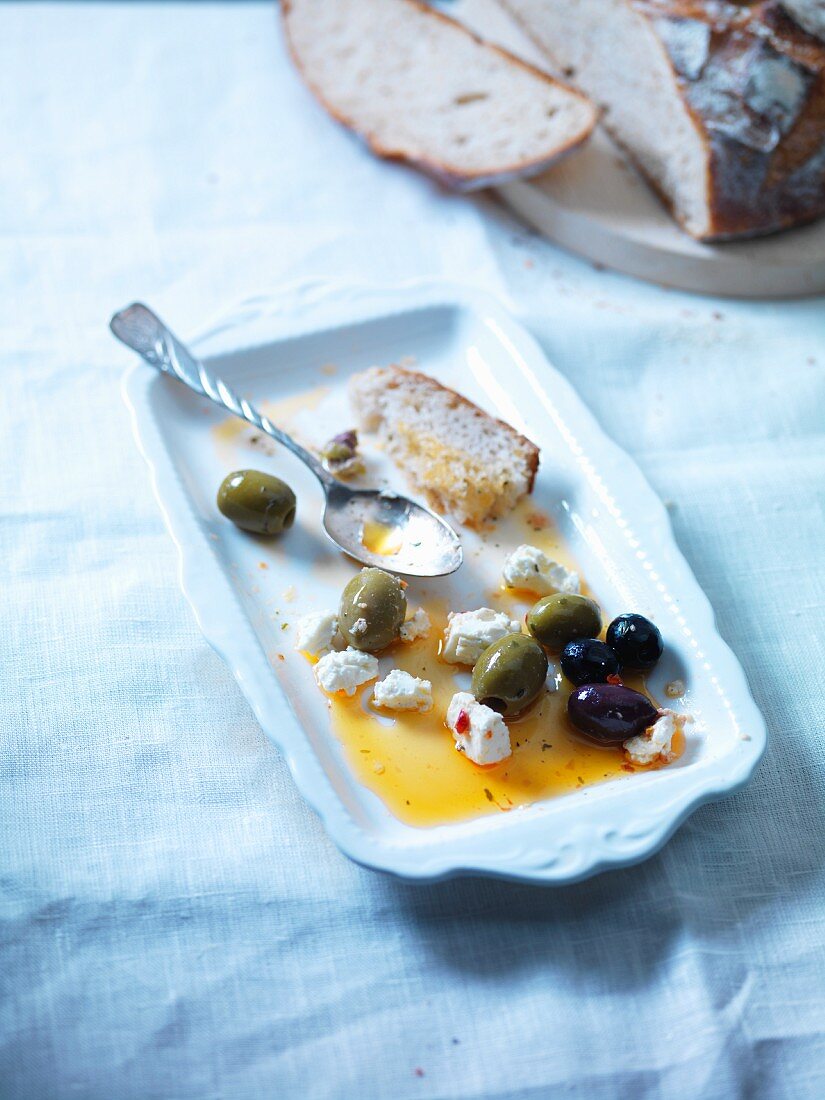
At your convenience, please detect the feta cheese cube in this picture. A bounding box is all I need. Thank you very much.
[446,691,511,766]
[295,610,339,657]
[314,647,379,696]
[373,669,433,712]
[399,607,431,643]
[442,608,521,666]
[502,544,580,596]
[624,709,692,765]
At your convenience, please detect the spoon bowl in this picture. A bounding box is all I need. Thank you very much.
[110,303,463,578]
[323,483,462,576]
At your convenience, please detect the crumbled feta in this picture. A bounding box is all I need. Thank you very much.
[373,669,433,712]
[502,544,580,596]
[295,610,339,657]
[399,607,431,643]
[442,608,521,666]
[446,691,511,766]
[624,709,692,765]
[314,647,378,696]
[351,617,369,637]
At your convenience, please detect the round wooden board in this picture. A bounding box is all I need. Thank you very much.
[452,0,825,299]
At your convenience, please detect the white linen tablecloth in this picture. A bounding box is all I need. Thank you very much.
[2,4,824,1098]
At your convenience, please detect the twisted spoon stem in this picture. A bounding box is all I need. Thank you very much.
[110,303,331,484]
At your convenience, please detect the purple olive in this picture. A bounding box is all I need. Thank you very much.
[567,684,658,745]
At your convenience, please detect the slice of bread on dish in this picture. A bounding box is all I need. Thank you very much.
[350,365,539,527]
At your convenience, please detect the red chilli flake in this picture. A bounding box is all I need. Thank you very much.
[455,709,470,734]
[607,673,623,685]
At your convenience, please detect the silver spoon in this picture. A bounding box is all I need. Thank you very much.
[110,303,463,577]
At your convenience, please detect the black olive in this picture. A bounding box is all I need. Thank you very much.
[606,613,663,671]
[561,638,620,686]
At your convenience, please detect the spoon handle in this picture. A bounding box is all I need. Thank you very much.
[110,302,331,485]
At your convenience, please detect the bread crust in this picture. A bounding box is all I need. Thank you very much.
[642,0,825,240]
[281,0,597,192]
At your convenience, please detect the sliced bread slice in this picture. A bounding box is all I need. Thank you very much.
[349,366,539,527]
[281,0,597,191]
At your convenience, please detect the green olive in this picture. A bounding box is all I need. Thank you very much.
[338,567,407,652]
[471,633,548,717]
[527,593,602,652]
[217,470,297,535]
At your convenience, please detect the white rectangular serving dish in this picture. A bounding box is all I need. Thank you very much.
[123,280,766,883]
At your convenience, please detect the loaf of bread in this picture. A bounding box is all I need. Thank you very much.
[498,0,825,239]
[349,366,539,527]
[281,0,597,191]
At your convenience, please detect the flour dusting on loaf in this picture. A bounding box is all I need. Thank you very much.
[350,367,539,527]
[782,0,825,41]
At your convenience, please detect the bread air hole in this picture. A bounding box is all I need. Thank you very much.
[454,92,489,106]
